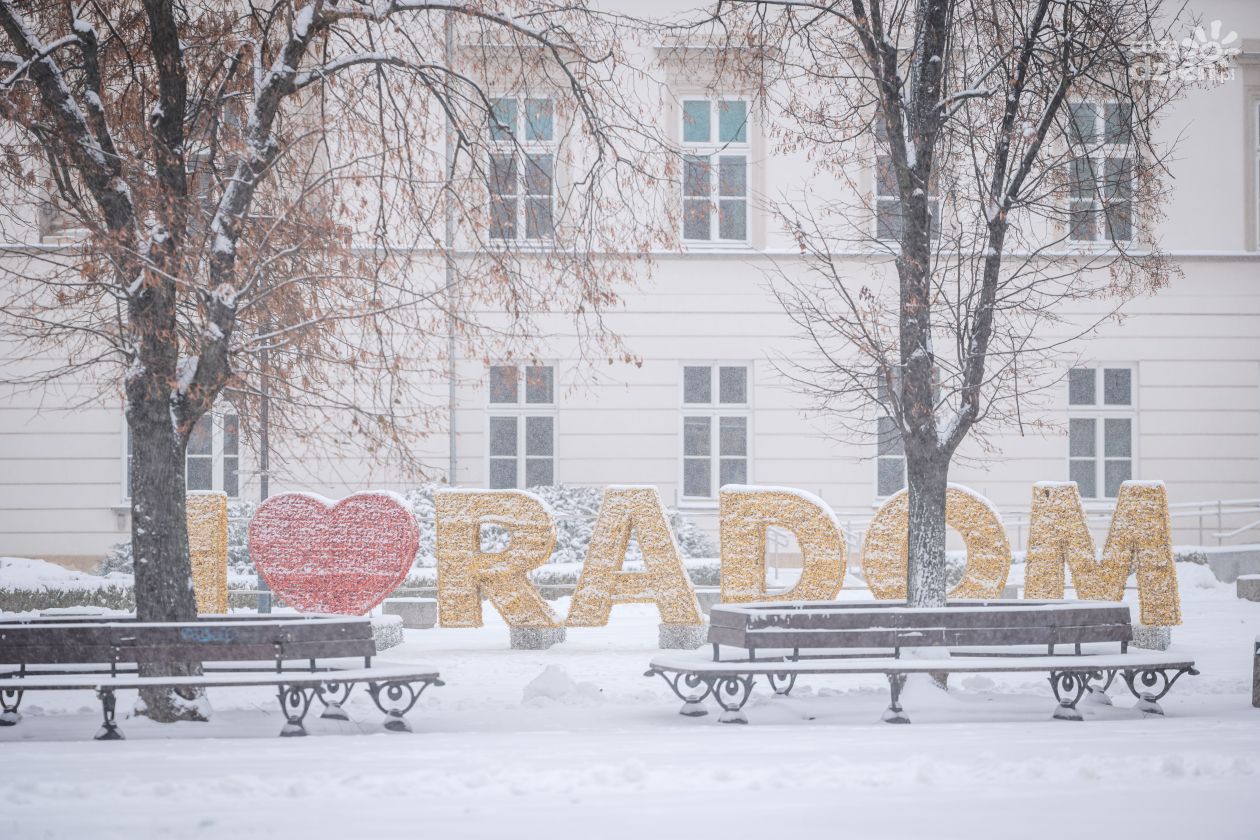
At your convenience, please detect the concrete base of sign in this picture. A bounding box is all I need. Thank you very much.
[382,597,438,629]
[1237,575,1260,602]
[659,623,707,650]
[1131,624,1172,651]
[510,627,566,650]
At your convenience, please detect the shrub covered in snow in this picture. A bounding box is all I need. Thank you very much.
[100,485,718,577]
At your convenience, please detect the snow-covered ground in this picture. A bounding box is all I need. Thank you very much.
[2,564,1257,839]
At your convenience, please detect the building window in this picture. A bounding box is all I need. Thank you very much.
[873,119,938,241]
[1067,101,1133,243]
[488,364,555,488]
[681,364,749,499]
[681,98,750,243]
[126,411,239,498]
[489,97,554,240]
[1067,366,1134,499]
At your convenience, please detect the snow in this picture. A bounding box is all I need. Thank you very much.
[175,355,199,394]
[0,570,1256,838]
[0,556,129,590]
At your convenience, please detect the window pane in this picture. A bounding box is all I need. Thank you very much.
[683,155,711,197]
[525,458,553,488]
[683,416,711,456]
[223,456,239,498]
[490,98,517,141]
[683,200,710,240]
[1069,157,1096,199]
[718,156,746,197]
[489,154,516,196]
[524,154,552,196]
[682,100,710,143]
[1069,201,1097,241]
[489,458,517,489]
[489,415,517,456]
[1071,102,1098,144]
[489,366,518,403]
[525,415,554,456]
[1069,418,1096,457]
[188,414,212,455]
[1103,368,1131,405]
[1105,200,1132,242]
[1104,418,1131,457]
[524,98,553,142]
[524,365,554,404]
[718,200,746,240]
[719,457,746,487]
[876,198,902,240]
[876,156,897,197]
[187,457,212,491]
[1069,458,1097,498]
[1103,459,1131,498]
[719,416,746,456]
[683,457,711,497]
[878,457,905,497]
[683,366,711,404]
[876,416,904,456]
[1104,158,1132,199]
[223,413,239,456]
[1104,102,1132,144]
[718,366,747,404]
[1068,368,1095,405]
[717,100,747,143]
[525,198,553,239]
[490,197,516,239]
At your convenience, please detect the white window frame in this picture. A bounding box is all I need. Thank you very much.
[486,363,557,489]
[122,408,241,499]
[488,95,556,243]
[679,363,751,503]
[1066,100,1135,245]
[1253,99,1260,250]
[1066,364,1137,500]
[679,97,752,246]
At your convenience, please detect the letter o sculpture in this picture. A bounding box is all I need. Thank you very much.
[862,485,1011,600]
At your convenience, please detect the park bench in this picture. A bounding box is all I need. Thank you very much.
[646,599,1198,724]
[0,613,442,739]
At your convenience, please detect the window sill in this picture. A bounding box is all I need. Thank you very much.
[679,242,759,255]
[676,498,720,511]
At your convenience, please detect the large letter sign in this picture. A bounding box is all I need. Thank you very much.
[433,489,566,649]
[187,491,228,614]
[1023,481,1181,626]
[567,486,703,629]
[862,484,1012,599]
[719,486,847,603]
[248,492,418,614]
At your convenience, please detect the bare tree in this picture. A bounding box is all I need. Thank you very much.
[676,0,1195,607]
[0,0,668,720]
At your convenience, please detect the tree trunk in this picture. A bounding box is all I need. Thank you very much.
[126,392,208,723]
[905,446,949,608]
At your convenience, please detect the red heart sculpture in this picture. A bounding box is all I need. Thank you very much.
[248,493,418,615]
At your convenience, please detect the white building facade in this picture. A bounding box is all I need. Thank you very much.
[1,0,1258,567]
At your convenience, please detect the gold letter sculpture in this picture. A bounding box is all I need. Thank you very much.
[187,491,229,614]
[862,485,1011,600]
[433,489,565,648]
[567,486,703,634]
[719,486,847,603]
[1023,481,1181,626]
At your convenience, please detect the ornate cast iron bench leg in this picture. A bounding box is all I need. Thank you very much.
[706,675,755,724]
[316,680,355,722]
[645,669,712,717]
[768,672,797,698]
[368,679,440,733]
[1084,669,1118,706]
[0,686,23,726]
[1122,667,1198,716]
[1048,671,1089,721]
[277,685,316,737]
[95,688,123,740]
[882,673,910,724]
